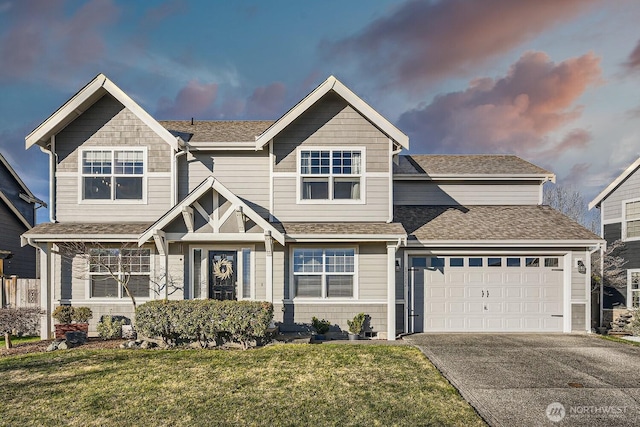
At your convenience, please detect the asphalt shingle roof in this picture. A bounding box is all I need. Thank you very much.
[24,222,152,236]
[274,222,406,236]
[394,205,601,242]
[394,155,553,176]
[160,120,274,142]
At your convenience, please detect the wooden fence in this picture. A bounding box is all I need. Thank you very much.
[1,276,40,309]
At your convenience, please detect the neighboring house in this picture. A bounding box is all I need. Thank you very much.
[589,158,640,316]
[23,74,601,340]
[0,151,45,279]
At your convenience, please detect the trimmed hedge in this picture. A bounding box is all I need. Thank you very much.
[135,300,273,349]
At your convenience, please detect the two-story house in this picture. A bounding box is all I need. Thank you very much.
[589,158,640,321]
[23,74,601,340]
[0,151,45,279]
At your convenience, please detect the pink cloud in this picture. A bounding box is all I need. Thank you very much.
[245,82,287,119]
[398,51,601,159]
[156,80,219,119]
[323,0,598,89]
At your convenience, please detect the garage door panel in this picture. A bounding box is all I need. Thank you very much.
[417,254,564,333]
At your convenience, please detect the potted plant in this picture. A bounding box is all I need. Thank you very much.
[311,316,330,340]
[52,306,93,339]
[347,312,366,341]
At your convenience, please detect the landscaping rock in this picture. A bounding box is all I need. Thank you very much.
[65,331,87,346]
[119,342,127,349]
[57,341,69,350]
[140,340,157,349]
[125,340,138,349]
[121,325,136,340]
[46,342,59,352]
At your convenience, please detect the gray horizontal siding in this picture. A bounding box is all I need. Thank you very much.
[179,152,269,217]
[0,163,35,224]
[394,181,540,205]
[272,176,389,222]
[56,94,172,173]
[0,198,36,278]
[571,252,588,300]
[571,304,586,332]
[601,167,640,222]
[56,175,172,222]
[273,92,390,173]
[359,243,388,300]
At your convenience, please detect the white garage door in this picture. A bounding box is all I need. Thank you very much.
[408,255,564,333]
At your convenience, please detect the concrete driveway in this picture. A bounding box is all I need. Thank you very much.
[404,334,640,426]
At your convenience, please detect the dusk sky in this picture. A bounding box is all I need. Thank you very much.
[2,0,640,223]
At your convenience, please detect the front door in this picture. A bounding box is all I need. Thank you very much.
[209,251,237,300]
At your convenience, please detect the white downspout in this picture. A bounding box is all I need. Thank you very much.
[172,139,188,206]
[39,135,57,222]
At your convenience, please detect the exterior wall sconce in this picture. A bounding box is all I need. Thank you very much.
[577,260,586,274]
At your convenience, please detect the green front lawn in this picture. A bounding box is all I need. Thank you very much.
[0,335,40,347]
[0,344,484,426]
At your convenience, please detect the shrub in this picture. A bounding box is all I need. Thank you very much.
[0,308,43,348]
[71,307,93,323]
[135,300,273,349]
[52,306,74,324]
[627,313,640,336]
[347,312,366,335]
[312,317,330,335]
[97,316,126,340]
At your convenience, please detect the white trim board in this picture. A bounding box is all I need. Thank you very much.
[26,73,178,151]
[255,76,408,150]
[589,157,640,210]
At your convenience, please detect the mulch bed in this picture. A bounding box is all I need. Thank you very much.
[0,337,125,357]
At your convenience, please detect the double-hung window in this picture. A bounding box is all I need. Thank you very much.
[293,248,356,298]
[89,248,151,298]
[300,149,362,201]
[625,200,640,239]
[82,149,145,201]
[629,271,640,308]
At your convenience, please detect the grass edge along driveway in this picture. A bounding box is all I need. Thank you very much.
[0,344,485,427]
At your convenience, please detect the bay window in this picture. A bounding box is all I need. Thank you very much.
[82,149,144,201]
[293,248,356,298]
[300,149,362,201]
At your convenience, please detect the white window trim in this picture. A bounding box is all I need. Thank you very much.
[295,146,366,205]
[189,245,255,301]
[627,269,640,309]
[78,147,148,205]
[289,245,359,301]
[85,247,154,301]
[622,197,640,242]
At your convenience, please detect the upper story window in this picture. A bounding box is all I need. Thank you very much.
[81,149,145,201]
[299,149,362,201]
[625,200,640,239]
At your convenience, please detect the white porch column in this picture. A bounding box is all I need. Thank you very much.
[265,231,273,303]
[38,243,52,340]
[387,243,397,341]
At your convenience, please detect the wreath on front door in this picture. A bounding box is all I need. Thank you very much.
[213,258,233,280]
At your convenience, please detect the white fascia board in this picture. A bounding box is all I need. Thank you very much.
[589,157,640,210]
[26,74,178,152]
[405,239,604,248]
[393,174,555,181]
[139,176,216,244]
[286,234,406,242]
[139,176,285,246]
[255,75,409,150]
[187,142,260,151]
[165,233,267,242]
[0,190,31,229]
[22,235,140,242]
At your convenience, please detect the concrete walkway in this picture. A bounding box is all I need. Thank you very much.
[405,334,640,426]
